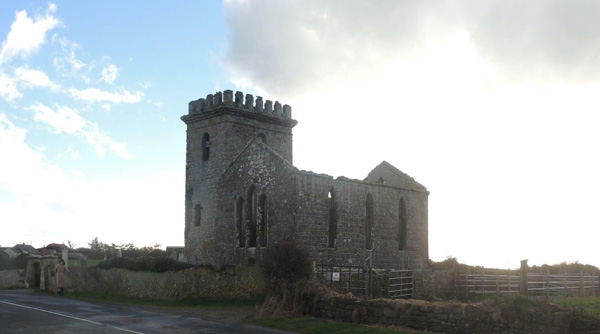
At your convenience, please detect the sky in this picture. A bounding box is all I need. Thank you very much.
[1,1,599,270]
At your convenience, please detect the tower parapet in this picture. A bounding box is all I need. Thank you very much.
[186,90,292,120]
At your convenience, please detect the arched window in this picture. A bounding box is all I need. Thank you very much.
[236,197,244,247]
[258,194,267,247]
[194,204,202,226]
[399,198,407,251]
[258,133,267,143]
[365,192,374,250]
[247,185,257,247]
[202,132,210,161]
[327,188,338,248]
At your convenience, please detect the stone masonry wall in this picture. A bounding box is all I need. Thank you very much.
[0,269,26,289]
[67,265,264,301]
[183,90,296,266]
[219,139,297,265]
[295,171,429,270]
[304,294,600,334]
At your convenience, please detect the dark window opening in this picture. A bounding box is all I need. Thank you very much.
[258,133,267,143]
[202,133,210,161]
[194,204,202,226]
[399,198,407,251]
[236,197,244,247]
[185,188,193,231]
[327,188,338,248]
[366,192,374,250]
[247,185,257,247]
[258,194,267,247]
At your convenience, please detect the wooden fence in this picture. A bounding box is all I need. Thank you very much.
[455,270,599,298]
[528,272,598,297]
[455,271,520,296]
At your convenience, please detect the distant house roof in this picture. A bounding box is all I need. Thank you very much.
[46,243,69,251]
[12,244,40,255]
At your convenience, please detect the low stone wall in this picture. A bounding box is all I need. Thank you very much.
[304,294,600,334]
[0,270,26,289]
[66,266,264,301]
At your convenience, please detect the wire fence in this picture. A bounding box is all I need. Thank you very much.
[388,269,414,299]
[315,264,414,299]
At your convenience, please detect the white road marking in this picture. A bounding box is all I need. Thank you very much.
[0,300,146,334]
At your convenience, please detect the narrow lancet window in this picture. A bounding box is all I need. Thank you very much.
[399,198,407,251]
[194,204,202,226]
[247,185,257,247]
[258,194,267,247]
[236,197,244,247]
[202,133,210,161]
[366,192,374,250]
[327,188,338,248]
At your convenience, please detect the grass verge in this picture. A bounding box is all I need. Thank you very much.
[248,316,433,334]
[552,297,600,317]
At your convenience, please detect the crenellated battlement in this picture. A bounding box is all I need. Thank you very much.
[187,90,292,119]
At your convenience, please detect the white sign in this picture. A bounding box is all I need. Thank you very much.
[332,272,340,282]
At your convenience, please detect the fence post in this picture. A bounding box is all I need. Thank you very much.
[546,270,550,299]
[466,269,470,298]
[580,271,584,298]
[593,272,597,297]
[564,272,568,298]
[520,259,528,295]
[496,274,500,294]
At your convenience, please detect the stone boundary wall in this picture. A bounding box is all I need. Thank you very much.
[66,266,264,301]
[0,269,25,289]
[304,295,600,334]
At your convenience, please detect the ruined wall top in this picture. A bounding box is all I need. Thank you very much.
[186,90,292,120]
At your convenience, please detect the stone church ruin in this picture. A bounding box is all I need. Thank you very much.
[181,90,428,271]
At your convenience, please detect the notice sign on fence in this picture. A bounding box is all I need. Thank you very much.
[332,272,340,282]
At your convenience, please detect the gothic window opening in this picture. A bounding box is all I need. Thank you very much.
[366,192,374,250]
[258,133,267,143]
[194,204,202,226]
[236,197,244,247]
[202,132,210,161]
[399,198,407,251]
[185,187,193,233]
[247,185,257,247]
[258,194,267,247]
[327,188,338,248]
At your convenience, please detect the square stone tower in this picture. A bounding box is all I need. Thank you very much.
[181,90,297,264]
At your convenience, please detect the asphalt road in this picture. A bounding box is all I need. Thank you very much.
[0,290,291,334]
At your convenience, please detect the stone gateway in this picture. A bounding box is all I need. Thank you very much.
[181,90,428,270]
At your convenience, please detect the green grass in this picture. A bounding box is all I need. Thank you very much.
[249,317,433,334]
[552,297,600,317]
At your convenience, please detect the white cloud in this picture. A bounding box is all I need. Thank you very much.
[223,0,600,97]
[0,114,180,247]
[68,87,143,104]
[0,4,62,64]
[29,103,131,159]
[52,36,86,75]
[101,64,119,84]
[0,71,21,101]
[31,103,85,134]
[15,66,60,91]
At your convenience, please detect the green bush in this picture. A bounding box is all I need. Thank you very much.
[258,241,311,285]
[96,256,193,272]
